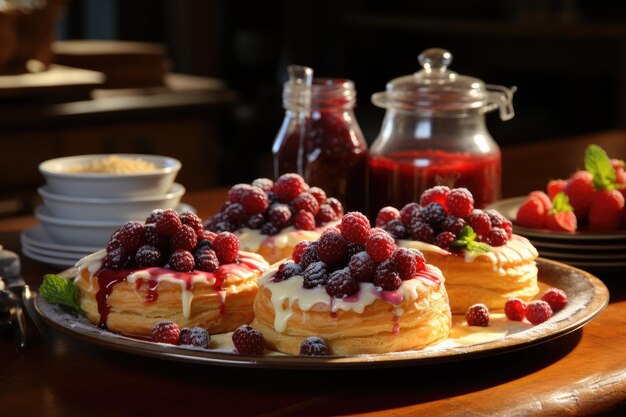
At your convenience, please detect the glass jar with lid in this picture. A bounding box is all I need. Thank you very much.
[367,48,515,215]
[273,65,368,212]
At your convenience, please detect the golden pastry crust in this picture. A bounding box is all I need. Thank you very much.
[74,250,268,336]
[398,235,539,314]
[251,265,451,355]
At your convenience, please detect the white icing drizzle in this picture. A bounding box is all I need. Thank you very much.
[396,239,451,256]
[236,221,340,252]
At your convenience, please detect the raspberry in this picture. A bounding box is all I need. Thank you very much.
[466,304,489,327]
[145,209,164,224]
[194,247,219,272]
[292,240,311,263]
[291,192,320,215]
[589,190,624,231]
[400,202,423,225]
[392,248,417,280]
[169,250,195,272]
[516,197,546,229]
[340,212,371,244]
[103,247,131,269]
[441,216,466,236]
[273,173,307,203]
[135,245,163,268]
[421,202,446,230]
[541,288,568,312]
[151,321,180,344]
[525,300,553,325]
[348,251,375,282]
[298,242,320,269]
[155,209,182,236]
[381,219,407,239]
[414,250,426,271]
[365,231,396,262]
[407,220,435,243]
[294,210,316,231]
[376,206,400,227]
[299,336,329,356]
[446,188,474,218]
[213,232,239,263]
[564,170,595,221]
[116,221,145,252]
[260,222,280,235]
[435,231,456,250]
[238,187,268,215]
[228,183,254,203]
[316,231,348,266]
[315,204,337,225]
[325,268,359,298]
[468,209,492,236]
[504,298,527,321]
[246,214,265,229]
[179,210,204,236]
[106,234,123,252]
[302,261,329,288]
[547,179,567,199]
[485,227,508,247]
[420,186,450,210]
[198,230,217,245]
[232,325,265,355]
[529,191,552,212]
[502,219,513,238]
[322,226,341,236]
[545,211,577,232]
[374,260,402,290]
[308,187,327,205]
[251,177,273,191]
[179,327,210,349]
[269,204,293,228]
[325,197,344,217]
[170,224,198,252]
[224,202,247,225]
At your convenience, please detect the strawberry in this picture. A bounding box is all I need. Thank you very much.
[545,192,577,232]
[564,170,595,222]
[589,190,625,231]
[516,196,546,229]
[528,191,551,211]
[547,179,567,199]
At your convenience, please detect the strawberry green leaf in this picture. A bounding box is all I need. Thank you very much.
[585,144,616,190]
[549,192,573,214]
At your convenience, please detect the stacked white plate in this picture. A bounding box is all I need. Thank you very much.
[488,197,626,274]
[21,154,186,268]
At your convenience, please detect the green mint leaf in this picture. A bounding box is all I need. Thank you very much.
[451,225,491,253]
[40,274,82,314]
[550,191,573,214]
[450,240,468,250]
[466,241,492,253]
[458,226,476,241]
[585,144,616,190]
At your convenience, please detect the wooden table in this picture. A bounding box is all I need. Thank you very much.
[1,130,626,416]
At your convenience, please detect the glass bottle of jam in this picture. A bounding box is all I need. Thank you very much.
[273,65,368,212]
[368,48,516,215]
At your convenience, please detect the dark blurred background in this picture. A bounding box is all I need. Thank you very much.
[2,0,626,213]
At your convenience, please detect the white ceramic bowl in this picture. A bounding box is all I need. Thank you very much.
[39,154,181,198]
[38,183,185,221]
[35,206,122,248]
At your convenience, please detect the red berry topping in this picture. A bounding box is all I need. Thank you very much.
[213,232,239,263]
[365,231,397,262]
[466,304,489,327]
[308,187,327,205]
[268,203,293,228]
[348,251,376,282]
[179,327,210,349]
[228,183,254,203]
[392,248,418,280]
[441,216,466,236]
[232,324,265,355]
[434,231,456,250]
[169,250,195,272]
[224,202,247,225]
[446,188,474,218]
[420,185,450,210]
[376,206,400,227]
[516,197,546,229]
[170,224,198,252]
[315,204,337,225]
[294,210,316,230]
[504,298,527,321]
[103,247,131,269]
[194,247,219,272]
[468,209,492,236]
[179,210,204,236]
[316,231,348,266]
[298,242,320,269]
[325,197,344,217]
[151,321,180,344]
[589,190,625,231]
[340,212,371,245]
[241,187,269,215]
[525,300,553,325]
[541,288,568,312]
[291,192,320,215]
[528,191,552,212]
[145,209,164,224]
[292,240,311,263]
[155,209,182,237]
[547,179,567,199]
[302,261,329,288]
[381,219,407,240]
[135,245,163,268]
[501,219,513,238]
[374,260,402,291]
[407,220,435,243]
[116,221,145,252]
[400,203,422,225]
[273,173,307,203]
[325,268,359,298]
[251,177,273,191]
[485,227,508,247]
[299,336,329,356]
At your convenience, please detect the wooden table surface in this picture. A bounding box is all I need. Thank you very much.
[1,130,626,417]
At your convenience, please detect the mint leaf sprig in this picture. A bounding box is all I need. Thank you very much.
[585,144,618,191]
[549,191,574,215]
[450,226,491,254]
[40,274,82,315]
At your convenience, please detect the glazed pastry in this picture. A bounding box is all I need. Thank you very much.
[205,174,342,264]
[375,186,539,314]
[73,209,268,336]
[251,212,451,355]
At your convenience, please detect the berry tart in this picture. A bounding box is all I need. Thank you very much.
[375,186,539,314]
[251,212,451,355]
[205,174,343,264]
[73,209,269,336]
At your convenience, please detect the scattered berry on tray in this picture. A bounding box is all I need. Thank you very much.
[299,336,329,356]
[504,298,527,321]
[232,325,265,355]
[179,327,211,349]
[525,300,553,325]
[151,321,181,345]
[466,304,490,327]
[541,288,568,312]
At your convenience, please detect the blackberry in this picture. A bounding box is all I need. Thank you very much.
[302,261,329,288]
[299,336,329,356]
[232,325,265,355]
[298,242,320,270]
[169,250,195,272]
[441,216,466,236]
[224,202,247,225]
[435,231,456,250]
[194,247,219,272]
[246,214,265,230]
[400,202,422,225]
[407,219,435,243]
[373,260,402,291]
[260,222,280,236]
[103,247,131,269]
[325,268,359,298]
[269,204,293,228]
[420,202,446,231]
[348,251,375,282]
[135,245,163,268]
[381,219,407,239]
[179,327,210,349]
